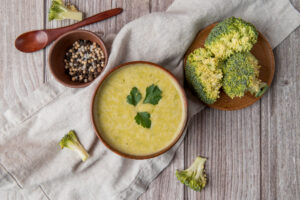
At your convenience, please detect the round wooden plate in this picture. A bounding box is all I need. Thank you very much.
[184,23,275,110]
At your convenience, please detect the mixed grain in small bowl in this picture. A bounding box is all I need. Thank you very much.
[64,40,106,83]
[49,30,108,88]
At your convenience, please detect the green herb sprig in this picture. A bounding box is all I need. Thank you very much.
[134,112,151,128]
[143,84,162,105]
[127,87,142,106]
[126,84,162,129]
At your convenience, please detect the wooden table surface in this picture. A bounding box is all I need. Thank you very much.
[1,0,299,199]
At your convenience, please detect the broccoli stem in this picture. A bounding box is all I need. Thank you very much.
[255,84,269,97]
[186,156,206,179]
[68,142,89,161]
[60,12,83,21]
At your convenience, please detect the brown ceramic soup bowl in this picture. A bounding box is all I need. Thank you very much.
[49,30,108,88]
[91,61,188,159]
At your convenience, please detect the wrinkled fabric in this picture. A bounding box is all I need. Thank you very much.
[1,0,300,199]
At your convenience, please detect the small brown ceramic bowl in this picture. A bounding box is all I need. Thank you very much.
[184,23,275,110]
[49,30,108,88]
[91,61,188,159]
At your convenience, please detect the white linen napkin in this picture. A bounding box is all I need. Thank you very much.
[1,0,300,199]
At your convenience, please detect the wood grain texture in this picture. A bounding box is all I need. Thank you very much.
[0,1,45,199]
[260,27,300,200]
[185,106,261,200]
[0,0,44,113]
[150,0,174,12]
[1,0,300,199]
[139,144,185,200]
[0,191,25,200]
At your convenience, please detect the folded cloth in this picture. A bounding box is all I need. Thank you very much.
[1,0,300,199]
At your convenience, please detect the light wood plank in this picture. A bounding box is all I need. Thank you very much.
[0,0,45,199]
[139,143,184,200]
[150,0,174,12]
[2,0,299,200]
[114,0,151,32]
[0,190,25,200]
[184,106,261,199]
[0,0,44,113]
[260,26,300,200]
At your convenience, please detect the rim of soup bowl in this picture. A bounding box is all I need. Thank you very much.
[91,61,188,159]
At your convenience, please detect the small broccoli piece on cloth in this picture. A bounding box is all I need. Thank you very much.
[222,52,268,99]
[185,48,223,104]
[205,17,258,60]
[49,0,83,21]
[176,156,207,192]
[59,130,89,161]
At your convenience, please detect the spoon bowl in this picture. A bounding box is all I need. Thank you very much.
[15,31,48,52]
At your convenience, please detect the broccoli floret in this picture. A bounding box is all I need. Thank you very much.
[176,156,207,192]
[222,52,268,98]
[49,0,83,21]
[185,48,223,104]
[59,130,89,161]
[205,17,258,60]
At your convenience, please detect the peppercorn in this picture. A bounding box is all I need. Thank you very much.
[64,39,105,83]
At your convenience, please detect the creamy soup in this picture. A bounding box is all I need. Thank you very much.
[93,63,186,156]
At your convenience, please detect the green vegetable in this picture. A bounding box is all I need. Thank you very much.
[135,112,151,128]
[127,87,142,106]
[185,48,223,104]
[205,17,258,60]
[255,84,269,97]
[49,0,83,21]
[176,156,207,192]
[222,52,268,98]
[126,85,161,128]
[59,130,89,161]
[143,84,162,105]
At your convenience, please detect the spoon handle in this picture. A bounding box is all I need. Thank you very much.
[47,8,123,41]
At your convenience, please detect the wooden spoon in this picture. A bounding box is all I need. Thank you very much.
[15,8,123,53]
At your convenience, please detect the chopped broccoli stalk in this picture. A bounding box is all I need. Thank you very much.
[255,83,269,97]
[185,48,223,104]
[49,0,83,21]
[222,52,268,98]
[205,17,258,60]
[59,130,89,161]
[176,156,207,192]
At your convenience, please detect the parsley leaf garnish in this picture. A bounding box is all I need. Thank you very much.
[127,87,142,106]
[135,112,151,128]
[143,84,162,105]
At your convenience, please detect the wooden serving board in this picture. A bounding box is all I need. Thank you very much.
[184,23,275,110]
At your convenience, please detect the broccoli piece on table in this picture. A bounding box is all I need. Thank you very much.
[205,17,258,60]
[185,48,223,104]
[59,130,89,161]
[49,0,83,21]
[222,52,268,98]
[176,156,207,192]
